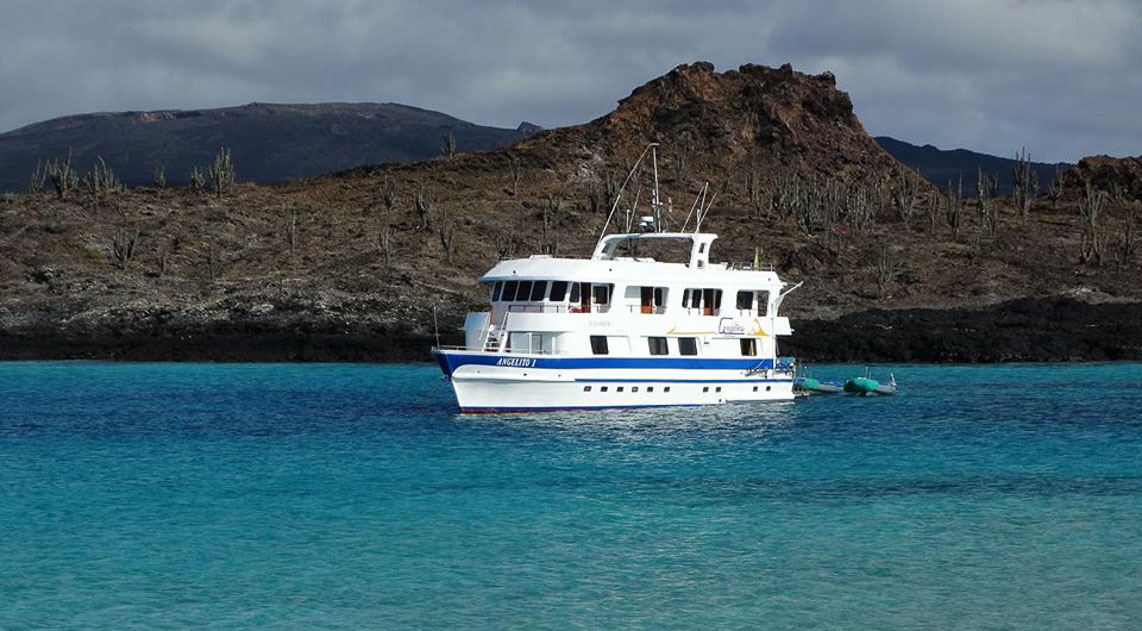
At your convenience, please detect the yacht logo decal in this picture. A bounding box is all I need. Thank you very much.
[717,318,768,337]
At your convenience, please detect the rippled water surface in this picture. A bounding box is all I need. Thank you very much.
[2,362,1141,630]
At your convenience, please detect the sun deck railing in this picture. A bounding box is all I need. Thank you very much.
[505,304,611,314]
[433,345,568,355]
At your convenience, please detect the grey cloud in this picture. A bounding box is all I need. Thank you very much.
[0,0,1138,162]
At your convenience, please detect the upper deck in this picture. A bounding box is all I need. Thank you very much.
[480,232,784,289]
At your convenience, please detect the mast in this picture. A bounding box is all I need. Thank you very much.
[651,145,662,233]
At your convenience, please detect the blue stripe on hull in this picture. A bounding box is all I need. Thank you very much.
[433,350,775,375]
[460,404,705,413]
[575,378,794,383]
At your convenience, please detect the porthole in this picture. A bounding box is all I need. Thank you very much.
[703,386,709,393]
[664,387,671,393]
[766,386,772,392]
[715,387,722,393]
[617,386,624,393]
[601,386,608,392]
[647,387,654,393]
[632,387,639,393]
[752,386,758,392]
[584,386,592,392]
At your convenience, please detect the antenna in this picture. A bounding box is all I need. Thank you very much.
[695,190,717,232]
[651,145,662,232]
[680,183,707,233]
[596,143,658,243]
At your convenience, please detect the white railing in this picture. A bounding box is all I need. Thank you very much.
[727,261,776,271]
[434,344,567,355]
[506,304,611,314]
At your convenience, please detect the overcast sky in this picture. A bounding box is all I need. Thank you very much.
[2,0,1138,163]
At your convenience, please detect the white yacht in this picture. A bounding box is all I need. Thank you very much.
[432,146,799,412]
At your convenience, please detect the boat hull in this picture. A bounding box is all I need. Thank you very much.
[434,349,795,412]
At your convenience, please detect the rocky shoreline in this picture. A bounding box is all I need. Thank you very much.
[3,298,1139,364]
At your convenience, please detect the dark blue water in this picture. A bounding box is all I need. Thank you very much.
[2,362,1141,630]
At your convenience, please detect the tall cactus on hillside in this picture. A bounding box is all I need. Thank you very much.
[209,147,235,197]
[1012,148,1038,219]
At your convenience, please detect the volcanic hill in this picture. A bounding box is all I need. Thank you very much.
[2,62,1141,362]
[0,102,529,190]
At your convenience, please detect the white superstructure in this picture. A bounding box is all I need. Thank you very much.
[432,145,799,412]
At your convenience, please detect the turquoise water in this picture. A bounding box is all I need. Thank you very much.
[2,362,1141,630]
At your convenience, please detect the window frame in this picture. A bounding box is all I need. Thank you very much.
[736,290,753,311]
[502,280,519,301]
[529,281,547,302]
[550,281,568,302]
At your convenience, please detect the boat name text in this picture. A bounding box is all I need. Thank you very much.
[497,357,537,368]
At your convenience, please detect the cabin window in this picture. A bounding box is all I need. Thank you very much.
[590,335,609,355]
[592,284,611,305]
[678,337,698,356]
[516,281,533,301]
[600,386,608,392]
[569,282,581,304]
[654,287,665,307]
[492,282,503,301]
[502,280,519,301]
[756,291,770,316]
[664,387,671,393]
[648,337,668,356]
[529,281,547,301]
[740,338,757,356]
[583,386,592,392]
[702,288,722,315]
[736,291,753,311]
[550,281,568,302]
[617,386,624,393]
[640,286,653,314]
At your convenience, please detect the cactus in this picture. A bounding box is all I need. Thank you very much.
[29,159,48,194]
[1046,166,1063,209]
[508,155,522,196]
[437,206,456,263]
[190,167,206,192]
[208,147,235,196]
[891,170,919,227]
[442,129,456,159]
[1079,182,1106,264]
[414,182,431,230]
[542,195,561,255]
[46,149,79,199]
[1114,204,1137,269]
[82,156,122,204]
[112,228,139,269]
[380,175,396,211]
[1012,148,1038,219]
[377,225,395,265]
[943,177,964,240]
